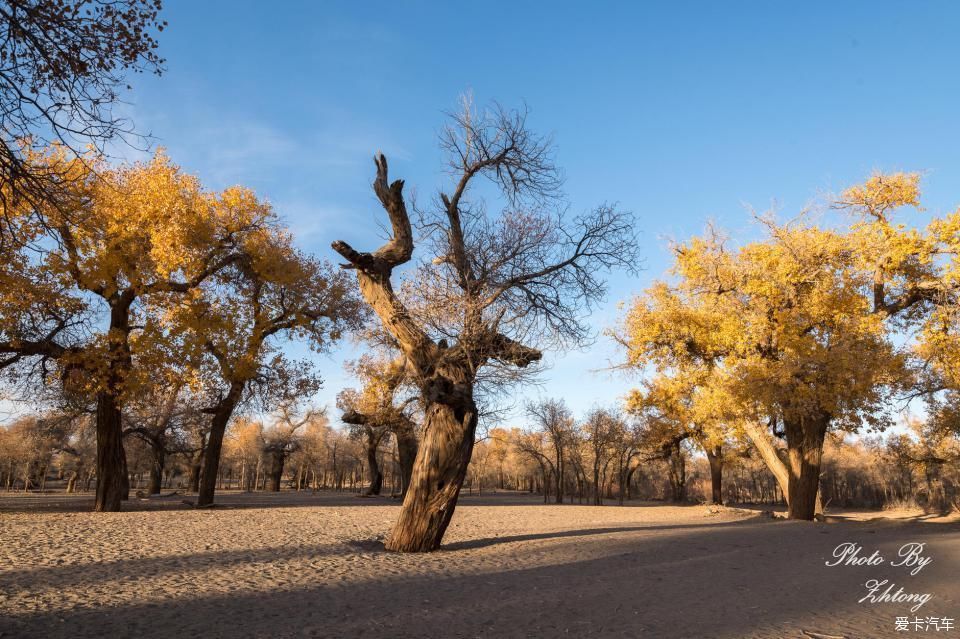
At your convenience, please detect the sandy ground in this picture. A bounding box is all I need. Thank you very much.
[0,491,957,639]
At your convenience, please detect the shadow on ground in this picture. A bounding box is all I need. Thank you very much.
[2,512,957,639]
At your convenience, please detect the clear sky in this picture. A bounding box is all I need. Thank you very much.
[116,1,960,428]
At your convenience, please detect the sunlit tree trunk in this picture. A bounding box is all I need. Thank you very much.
[385,378,478,552]
[66,469,79,493]
[197,381,244,507]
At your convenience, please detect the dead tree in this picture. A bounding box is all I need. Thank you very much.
[332,100,638,551]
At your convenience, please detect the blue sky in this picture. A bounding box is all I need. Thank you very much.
[116,1,960,427]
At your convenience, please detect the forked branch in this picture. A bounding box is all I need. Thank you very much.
[333,154,413,275]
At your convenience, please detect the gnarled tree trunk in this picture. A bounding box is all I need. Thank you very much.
[385,394,478,552]
[784,415,829,520]
[334,154,542,552]
[744,418,825,520]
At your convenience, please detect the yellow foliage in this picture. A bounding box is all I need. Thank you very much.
[620,213,904,437]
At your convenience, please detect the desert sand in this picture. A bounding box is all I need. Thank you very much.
[0,491,957,638]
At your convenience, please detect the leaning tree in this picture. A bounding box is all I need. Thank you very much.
[333,100,638,551]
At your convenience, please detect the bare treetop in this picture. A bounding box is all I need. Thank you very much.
[332,98,640,551]
[437,99,563,208]
[0,0,166,242]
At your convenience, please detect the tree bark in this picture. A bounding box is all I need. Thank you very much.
[384,397,478,552]
[94,297,135,512]
[784,415,828,520]
[94,391,125,511]
[706,446,723,505]
[668,442,686,502]
[197,380,245,507]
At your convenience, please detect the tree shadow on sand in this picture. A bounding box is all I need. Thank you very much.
[3,519,958,639]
